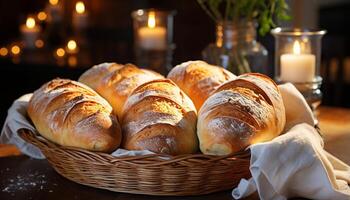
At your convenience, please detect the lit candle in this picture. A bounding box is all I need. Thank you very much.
[138,11,166,50]
[20,17,41,49]
[46,0,63,23]
[73,1,88,30]
[280,41,316,83]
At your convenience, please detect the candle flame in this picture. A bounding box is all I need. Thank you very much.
[49,0,59,6]
[293,41,301,55]
[148,11,156,28]
[26,17,36,29]
[67,40,77,51]
[76,1,85,14]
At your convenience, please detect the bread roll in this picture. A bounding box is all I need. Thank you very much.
[78,62,163,119]
[197,73,285,155]
[122,79,198,155]
[167,60,236,111]
[27,78,122,152]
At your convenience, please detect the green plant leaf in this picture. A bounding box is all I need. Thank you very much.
[197,0,291,36]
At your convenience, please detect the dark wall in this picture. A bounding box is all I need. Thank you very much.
[0,0,215,65]
[319,3,350,107]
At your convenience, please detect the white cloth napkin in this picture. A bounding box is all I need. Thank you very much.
[279,83,315,132]
[0,95,155,159]
[0,94,45,159]
[232,83,350,200]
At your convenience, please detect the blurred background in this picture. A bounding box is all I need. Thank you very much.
[0,0,349,125]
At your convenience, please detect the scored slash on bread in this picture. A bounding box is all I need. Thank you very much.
[198,73,286,155]
[121,79,198,155]
[237,73,286,134]
[27,78,122,152]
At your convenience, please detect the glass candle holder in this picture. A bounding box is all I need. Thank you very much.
[271,28,326,110]
[132,9,175,75]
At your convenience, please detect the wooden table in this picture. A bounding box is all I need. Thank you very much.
[0,106,349,200]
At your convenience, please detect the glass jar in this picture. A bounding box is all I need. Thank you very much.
[202,20,268,75]
[271,28,326,110]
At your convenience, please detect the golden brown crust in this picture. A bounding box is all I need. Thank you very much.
[167,60,236,111]
[27,78,122,152]
[79,63,163,119]
[215,79,273,106]
[237,73,286,134]
[121,79,198,155]
[198,73,285,155]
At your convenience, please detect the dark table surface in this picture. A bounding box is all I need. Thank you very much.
[0,156,259,200]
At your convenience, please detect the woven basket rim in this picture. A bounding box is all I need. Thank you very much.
[18,128,251,166]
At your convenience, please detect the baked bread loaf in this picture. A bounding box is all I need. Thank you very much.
[197,73,285,155]
[78,62,163,119]
[121,79,198,155]
[27,78,122,152]
[167,60,236,111]
[236,73,286,134]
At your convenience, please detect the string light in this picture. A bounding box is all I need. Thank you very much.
[68,56,77,67]
[0,47,8,56]
[56,48,65,57]
[37,11,47,21]
[35,39,44,48]
[11,45,21,55]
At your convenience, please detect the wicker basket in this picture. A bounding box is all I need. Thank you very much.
[18,128,251,196]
